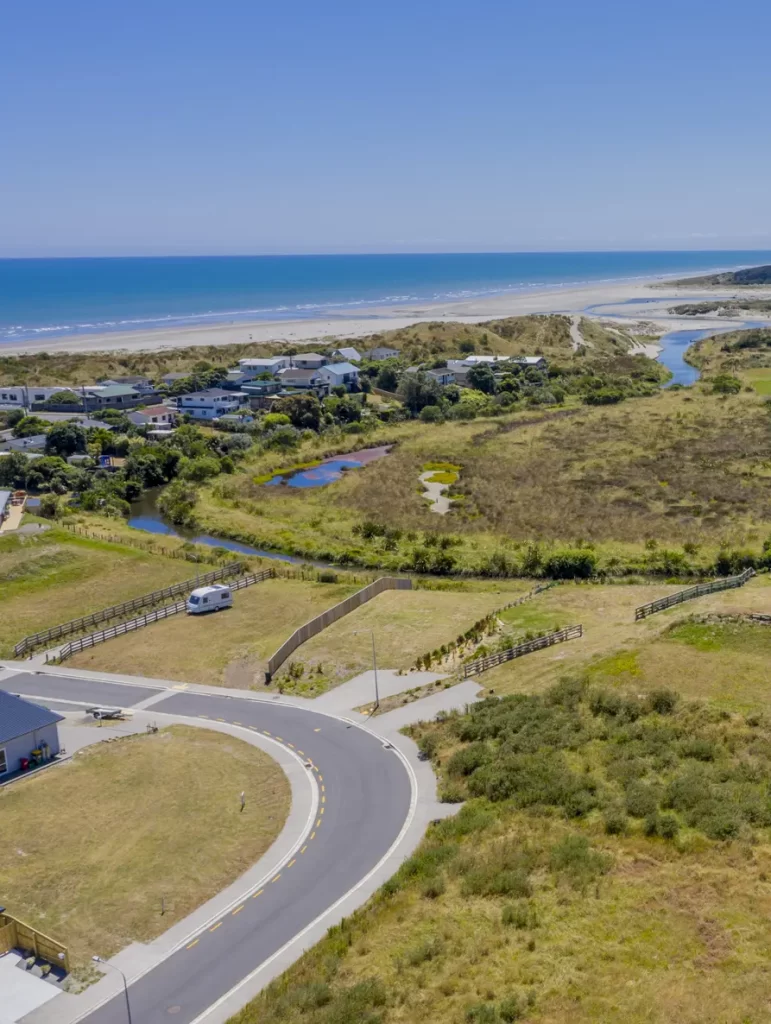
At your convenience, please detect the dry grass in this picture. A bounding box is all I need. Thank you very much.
[0,726,289,968]
[67,577,360,687]
[274,582,530,694]
[0,528,195,658]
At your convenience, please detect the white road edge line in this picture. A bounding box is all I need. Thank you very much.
[187,732,418,1024]
[66,717,319,1024]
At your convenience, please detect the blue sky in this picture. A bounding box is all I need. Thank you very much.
[2,0,770,256]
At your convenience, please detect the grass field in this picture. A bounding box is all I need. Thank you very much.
[743,367,771,394]
[476,575,771,700]
[231,678,771,1024]
[0,528,197,657]
[273,581,531,695]
[196,386,771,577]
[0,726,288,971]
[68,577,361,687]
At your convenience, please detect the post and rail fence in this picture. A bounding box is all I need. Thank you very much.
[48,567,275,663]
[265,576,412,682]
[460,624,583,678]
[634,568,755,621]
[14,562,245,657]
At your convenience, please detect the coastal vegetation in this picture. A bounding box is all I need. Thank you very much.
[665,264,771,287]
[668,299,771,317]
[231,669,771,1024]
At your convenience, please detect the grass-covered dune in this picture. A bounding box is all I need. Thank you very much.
[665,264,771,287]
[230,678,771,1024]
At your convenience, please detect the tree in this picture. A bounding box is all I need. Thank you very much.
[38,494,61,519]
[0,451,29,488]
[12,416,49,439]
[420,404,442,423]
[396,372,442,415]
[376,365,399,392]
[273,393,322,431]
[711,374,742,395]
[48,390,80,405]
[179,455,221,482]
[324,395,362,424]
[466,364,497,394]
[6,408,25,427]
[45,422,87,457]
[157,480,198,525]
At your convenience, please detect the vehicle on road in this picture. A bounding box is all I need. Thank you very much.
[86,706,126,720]
[187,584,233,615]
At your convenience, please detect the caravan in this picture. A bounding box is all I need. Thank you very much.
[186,584,233,615]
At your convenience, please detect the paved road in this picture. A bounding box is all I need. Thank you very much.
[8,672,161,708]
[11,675,413,1024]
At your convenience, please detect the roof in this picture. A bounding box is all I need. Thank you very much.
[365,346,399,357]
[0,489,12,511]
[0,689,64,745]
[322,362,359,376]
[136,404,173,417]
[180,388,235,400]
[278,368,322,382]
[238,357,287,367]
[0,435,48,452]
[103,376,151,385]
[294,352,325,360]
[161,371,190,381]
[332,347,362,361]
[89,385,142,398]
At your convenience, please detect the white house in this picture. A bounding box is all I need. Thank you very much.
[318,362,360,391]
[127,404,178,428]
[330,347,362,363]
[178,389,247,421]
[291,352,326,370]
[276,367,328,389]
[363,346,399,361]
[237,356,291,378]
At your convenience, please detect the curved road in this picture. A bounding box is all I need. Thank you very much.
[6,673,414,1024]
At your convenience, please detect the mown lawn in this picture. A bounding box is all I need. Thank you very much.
[0,726,289,971]
[68,577,361,687]
[0,528,196,658]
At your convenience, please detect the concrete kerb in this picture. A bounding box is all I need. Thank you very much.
[21,711,318,1024]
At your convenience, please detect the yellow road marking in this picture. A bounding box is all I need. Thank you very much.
[275,736,283,741]
[253,889,264,898]
[318,775,323,782]
[320,784,325,792]
[314,728,321,732]
[263,730,271,736]
[301,845,307,854]
[232,905,244,916]
[297,750,304,755]
[209,922,222,932]
[233,721,242,725]
[272,874,281,883]
[199,714,209,719]
[216,717,225,722]
[321,795,326,804]
[315,818,321,828]
[187,939,199,949]
[320,806,325,814]
[310,831,316,840]
[288,858,296,868]
[288,742,294,748]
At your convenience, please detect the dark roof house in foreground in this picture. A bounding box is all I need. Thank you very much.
[0,690,63,779]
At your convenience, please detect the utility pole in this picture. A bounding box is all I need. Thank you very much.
[92,957,132,1024]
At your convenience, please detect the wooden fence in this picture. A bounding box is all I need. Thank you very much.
[461,624,583,678]
[51,568,275,662]
[0,912,69,973]
[14,562,244,656]
[265,576,412,681]
[634,568,755,621]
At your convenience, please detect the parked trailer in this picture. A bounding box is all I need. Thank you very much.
[187,584,233,615]
[86,706,126,720]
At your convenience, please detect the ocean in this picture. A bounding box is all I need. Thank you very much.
[1,250,770,345]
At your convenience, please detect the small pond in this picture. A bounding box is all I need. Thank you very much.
[264,445,391,488]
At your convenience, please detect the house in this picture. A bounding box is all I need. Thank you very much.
[160,371,191,386]
[0,690,63,779]
[291,352,327,370]
[276,367,327,389]
[84,385,151,410]
[100,376,154,392]
[457,355,547,370]
[426,368,456,386]
[177,388,247,421]
[0,434,48,454]
[127,404,178,429]
[237,356,291,378]
[1,385,83,410]
[318,362,360,391]
[363,346,399,361]
[330,347,362,363]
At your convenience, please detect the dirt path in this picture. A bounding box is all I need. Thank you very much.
[569,315,588,351]
[419,471,451,514]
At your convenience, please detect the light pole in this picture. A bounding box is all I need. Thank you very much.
[92,956,132,1024]
[353,629,379,713]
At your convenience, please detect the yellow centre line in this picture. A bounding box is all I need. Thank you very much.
[233,721,242,726]
[318,775,323,782]
[209,922,223,933]
[301,845,308,854]
[321,795,326,804]
[320,806,325,814]
[287,742,294,748]
[187,939,199,949]
[199,714,209,719]
[272,874,281,883]
[314,727,321,732]
[253,889,264,899]
[310,831,316,840]
[315,818,321,828]
[275,736,283,741]
[297,749,304,756]
[320,784,325,793]
[263,730,271,736]
[288,858,296,868]
[232,905,244,916]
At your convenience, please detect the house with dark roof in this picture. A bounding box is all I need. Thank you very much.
[0,434,48,454]
[85,385,154,410]
[363,346,399,361]
[0,690,63,779]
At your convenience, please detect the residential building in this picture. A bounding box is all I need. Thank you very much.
[100,375,154,391]
[318,362,360,391]
[426,368,456,386]
[1,385,82,409]
[363,346,399,361]
[330,347,362,363]
[0,434,48,454]
[291,352,326,370]
[276,367,327,389]
[0,690,63,779]
[84,385,153,410]
[237,356,291,377]
[160,371,191,386]
[178,388,247,421]
[457,354,547,370]
[126,404,178,428]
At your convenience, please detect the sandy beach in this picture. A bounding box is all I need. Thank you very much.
[3,277,770,357]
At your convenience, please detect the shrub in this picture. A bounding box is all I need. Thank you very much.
[499,994,526,1021]
[646,688,679,715]
[549,834,612,890]
[603,808,628,835]
[421,875,446,899]
[447,742,491,777]
[466,1004,497,1023]
[501,901,534,930]
[657,812,680,839]
[625,781,659,818]
[542,549,598,579]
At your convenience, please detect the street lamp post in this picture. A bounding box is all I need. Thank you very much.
[354,629,379,713]
[92,956,132,1024]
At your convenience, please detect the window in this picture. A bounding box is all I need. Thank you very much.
[0,748,7,774]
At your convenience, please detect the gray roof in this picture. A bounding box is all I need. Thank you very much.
[161,372,190,381]
[0,690,64,744]
[0,489,11,512]
[180,388,234,400]
[322,362,359,376]
[0,434,48,452]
